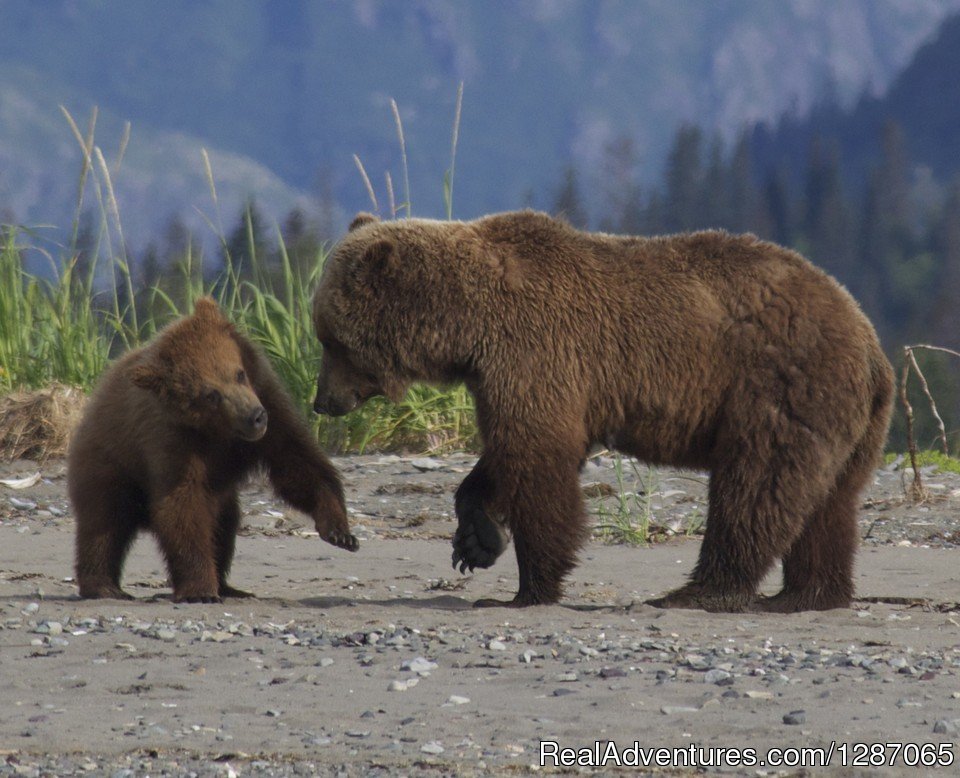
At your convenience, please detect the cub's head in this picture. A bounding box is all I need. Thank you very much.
[132,297,267,441]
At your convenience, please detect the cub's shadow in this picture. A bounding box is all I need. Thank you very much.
[298,594,474,611]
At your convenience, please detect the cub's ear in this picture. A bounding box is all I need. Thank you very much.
[349,212,379,232]
[131,362,166,395]
[193,296,224,322]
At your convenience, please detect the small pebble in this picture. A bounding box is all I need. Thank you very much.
[783,710,806,725]
[661,706,699,715]
[401,657,437,674]
[599,667,627,679]
[704,668,732,685]
[411,458,444,472]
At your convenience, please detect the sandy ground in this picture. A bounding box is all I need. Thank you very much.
[1,453,960,776]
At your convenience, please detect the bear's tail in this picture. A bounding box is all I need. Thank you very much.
[857,348,895,475]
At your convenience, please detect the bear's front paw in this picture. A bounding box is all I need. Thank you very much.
[452,507,509,573]
[324,530,359,552]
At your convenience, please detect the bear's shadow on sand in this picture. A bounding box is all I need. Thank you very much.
[298,594,474,610]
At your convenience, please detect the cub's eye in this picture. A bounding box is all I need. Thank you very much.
[236,369,246,384]
[205,389,222,406]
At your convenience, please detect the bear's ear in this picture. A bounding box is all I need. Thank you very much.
[131,362,166,395]
[193,296,224,322]
[349,212,379,232]
[355,238,399,280]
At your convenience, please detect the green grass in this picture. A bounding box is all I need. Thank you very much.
[592,456,657,545]
[590,455,707,545]
[0,103,477,454]
[0,224,476,453]
[884,450,960,475]
[0,230,111,390]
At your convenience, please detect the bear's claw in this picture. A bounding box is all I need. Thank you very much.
[325,531,359,552]
[452,506,508,573]
[77,582,135,601]
[173,593,222,604]
[219,583,256,599]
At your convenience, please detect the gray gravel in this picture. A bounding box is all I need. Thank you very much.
[1,454,960,775]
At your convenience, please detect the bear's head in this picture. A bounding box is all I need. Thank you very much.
[132,297,268,441]
[311,215,401,416]
[311,213,475,416]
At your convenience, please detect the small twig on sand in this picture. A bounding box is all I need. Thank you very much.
[899,344,960,501]
[899,347,927,501]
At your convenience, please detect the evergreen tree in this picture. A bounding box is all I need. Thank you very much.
[281,206,322,276]
[224,198,272,279]
[552,166,588,229]
[663,124,703,233]
[802,137,856,281]
[728,132,765,235]
[140,242,163,288]
[859,120,923,341]
[73,209,98,281]
[598,136,643,234]
[313,166,338,244]
[702,134,729,230]
[930,180,960,351]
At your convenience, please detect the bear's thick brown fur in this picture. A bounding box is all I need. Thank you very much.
[312,211,894,612]
[69,297,356,603]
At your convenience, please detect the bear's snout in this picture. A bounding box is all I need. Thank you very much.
[313,390,354,417]
[241,404,268,441]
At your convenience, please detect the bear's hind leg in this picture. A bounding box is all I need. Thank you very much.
[755,480,857,613]
[648,438,831,613]
[74,485,142,599]
[757,412,885,612]
[215,496,254,599]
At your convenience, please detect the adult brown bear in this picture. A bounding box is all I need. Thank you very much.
[312,211,893,612]
[69,297,357,603]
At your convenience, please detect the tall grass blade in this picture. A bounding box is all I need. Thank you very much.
[445,81,463,220]
[385,171,396,219]
[60,105,98,249]
[115,120,131,173]
[391,98,411,218]
[352,154,379,213]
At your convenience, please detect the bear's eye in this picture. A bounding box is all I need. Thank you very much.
[205,389,222,406]
[236,369,246,384]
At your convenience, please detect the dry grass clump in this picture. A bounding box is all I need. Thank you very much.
[0,384,87,462]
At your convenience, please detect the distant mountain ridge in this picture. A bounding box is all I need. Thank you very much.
[1,0,959,245]
[748,12,960,196]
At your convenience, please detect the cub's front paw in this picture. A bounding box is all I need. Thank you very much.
[324,529,359,552]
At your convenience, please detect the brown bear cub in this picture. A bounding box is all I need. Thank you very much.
[312,211,894,612]
[69,297,357,603]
